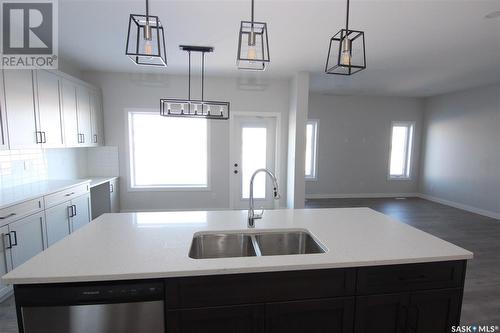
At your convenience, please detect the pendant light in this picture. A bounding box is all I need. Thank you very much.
[325,0,366,75]
[236,0,270,70]
[160,45,230,120]
[125,0,167,67]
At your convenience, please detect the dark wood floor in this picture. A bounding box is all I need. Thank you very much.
[306,197,500,325]
[0,197,498,331]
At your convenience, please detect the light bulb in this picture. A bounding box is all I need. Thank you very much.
[340,38,351,66]
[247,46,257,61]
[144,39,154,56]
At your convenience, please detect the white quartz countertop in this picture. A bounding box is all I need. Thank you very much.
[89,177,118,188]
[2,208,473,284]
[0,179,91,209]
[0,177,119,209]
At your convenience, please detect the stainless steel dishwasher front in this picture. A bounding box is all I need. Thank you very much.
[17,281,165,333]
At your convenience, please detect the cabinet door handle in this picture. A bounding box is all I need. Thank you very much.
[10,231,17,246]
[110,184,114,193]
[42,131,47,143]
[93,134,98,143]
[4,233,12,249]
[68,205,74,218]
[0,213,16,220]
[36,131,43,144]
[73,205,77,216]
[81,134,85,143]
[65,192,75,197]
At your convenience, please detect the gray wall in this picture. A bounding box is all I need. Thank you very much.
[83,72,290,211]
[306,94,424,197]
[419,84,500,216]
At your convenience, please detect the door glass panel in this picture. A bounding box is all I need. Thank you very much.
[241,127,267,199]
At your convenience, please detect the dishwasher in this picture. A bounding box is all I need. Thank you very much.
[15,280,165,333]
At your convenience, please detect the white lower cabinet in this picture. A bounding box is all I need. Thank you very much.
[110,179,120,213]
[45,193,91,247]
[0,225,13,299]
[45,202,71,247]
[70,194,91,232]
[8,212,45,269]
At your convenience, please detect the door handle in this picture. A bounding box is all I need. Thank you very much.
[10,231,17,246]
[36,131,43,144]
[4,233,12,249]
[41,131,47,143]
[0,213,16,220]
[68,205,75,218]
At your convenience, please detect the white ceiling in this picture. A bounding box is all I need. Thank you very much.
[59,0,500,97]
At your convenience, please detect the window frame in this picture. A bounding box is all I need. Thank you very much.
[127,110,211,191]
[305,119,319,181]
[388,120,415,181]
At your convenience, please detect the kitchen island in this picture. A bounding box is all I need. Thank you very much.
[3,208,472,333]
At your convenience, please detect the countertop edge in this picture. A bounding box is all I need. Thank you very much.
[3,253,473,285]
[0,179,92,210]
[89,176,119,188]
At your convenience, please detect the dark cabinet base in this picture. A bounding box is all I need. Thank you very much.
[14,260,467,333]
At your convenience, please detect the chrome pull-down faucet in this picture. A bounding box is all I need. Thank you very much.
[248,168,280,228]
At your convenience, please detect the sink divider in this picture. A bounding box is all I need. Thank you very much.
[250,235,263,257]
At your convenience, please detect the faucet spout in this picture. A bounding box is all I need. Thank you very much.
[248,168,280,228]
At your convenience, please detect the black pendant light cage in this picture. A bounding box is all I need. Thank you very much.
[325,0,366,75]
[237,0,270,70]
[160,46,230,120]
[125,0,167,67]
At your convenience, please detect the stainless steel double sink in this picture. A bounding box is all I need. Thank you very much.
[189,230,326,259]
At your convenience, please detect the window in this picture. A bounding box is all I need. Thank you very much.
[128,112,208,189]
[389,121,414,179]
[305,120,319,180]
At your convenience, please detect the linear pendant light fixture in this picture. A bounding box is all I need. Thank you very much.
[325,0,366,75]
[160,46,230,120]
[237,0,270,70]
[125,0,167,67]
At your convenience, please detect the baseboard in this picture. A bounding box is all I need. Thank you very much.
[417,193,500,220]
[305,193,419,199]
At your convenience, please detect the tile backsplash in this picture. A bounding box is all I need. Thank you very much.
[0,146,119,189]
[0,149,48,188]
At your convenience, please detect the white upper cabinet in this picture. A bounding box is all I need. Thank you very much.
[0,71,9,150]
[2,70,38,149]
[60,78,79,147]
[76,85,93,147]
[34,71,64,148]
[1,69,103,150]
[90,91,104,146]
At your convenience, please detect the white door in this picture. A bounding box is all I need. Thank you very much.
[35,70,64,148]
[3,70,38,149]
[90,91,104,146]
[61,78,80,147]
[76,85,92,146]
[9,212,45,268]
[45,202,71,247]
[70,194,91,232]
[230,115,277,209]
